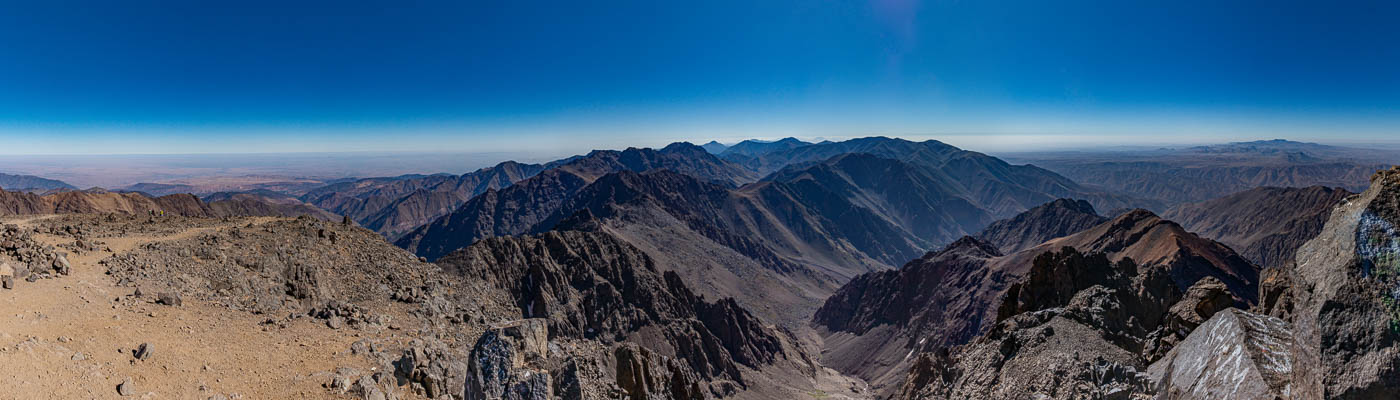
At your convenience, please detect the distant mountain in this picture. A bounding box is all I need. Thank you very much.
[301,161,548,238]
[0,172,76,192]
[975,198,1107,253]
[719,137,812,157]
[746,137,1157,218]
[1005,139,1394,207]
[1162,185,1351,269]
[700,140,728,154]
[813,210,1259,391]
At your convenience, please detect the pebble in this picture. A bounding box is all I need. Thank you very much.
[117,377,133,396]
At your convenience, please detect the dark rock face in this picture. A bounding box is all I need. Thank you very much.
[1163,186,1352,269]
[465,319,553,400]
[435,230,788,385]
[613,344,706,400]
[1146,309,1296,400]
[976,198,1107,253]
[1280,166,1400,398]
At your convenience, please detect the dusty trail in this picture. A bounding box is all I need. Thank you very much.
[0,215,379,399]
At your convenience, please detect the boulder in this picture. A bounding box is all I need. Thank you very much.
[465,319,552,400]
[1146,309,1294,399]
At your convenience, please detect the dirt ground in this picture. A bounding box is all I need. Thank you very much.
[0,215,388,399]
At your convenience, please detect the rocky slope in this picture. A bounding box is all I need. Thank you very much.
[0,188,336,220]
[395,143,757,261]
[975,198,1107,253]
[434,230,818,397]
[1163,185,1352,269]
[813,209,1260,392]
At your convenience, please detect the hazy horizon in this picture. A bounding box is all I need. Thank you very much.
[3,1,1397,155]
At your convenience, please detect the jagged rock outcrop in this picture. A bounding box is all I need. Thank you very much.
[1274,166,1400,397]
[815,210,1260,392]
[1146,309,1295,399]
[1164,186,1352,269]
[435,230,789,387]
[976,198,1107,253]
[1141,277,1234,362]
[894,247,1176,400]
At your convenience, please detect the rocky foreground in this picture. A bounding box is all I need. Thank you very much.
[889,166,1400,399]
[0,212,859,399]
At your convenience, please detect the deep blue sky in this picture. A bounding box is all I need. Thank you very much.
[1,0,1397,154]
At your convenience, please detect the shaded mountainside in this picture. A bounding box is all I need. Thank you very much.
[395,143,757,261]
[813,209,1260,392]
[0,172,76,192]
[302,161,548,238]
[718,137,813,158]
[739,137,1156,217]
[976,198,1107,253]
[1007,139,1394,207]
[1163,185,1352,269]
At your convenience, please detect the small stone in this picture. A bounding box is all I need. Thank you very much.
[327,316,344,330]
[1,275,12,290]
[208,394,229,400]
[57,336,71,343]
[157,292,183,307]
[133,342,152,361]
[71,352,87,361]
[117,377,133,396]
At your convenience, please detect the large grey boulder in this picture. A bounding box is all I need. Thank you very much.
[1146,308,1294,399]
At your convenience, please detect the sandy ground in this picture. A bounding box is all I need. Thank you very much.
[0,215,383,400]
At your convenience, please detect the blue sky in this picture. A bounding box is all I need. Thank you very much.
[1,0,1397,154]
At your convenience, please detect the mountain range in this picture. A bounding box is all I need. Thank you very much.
[5,137,1399,399]
[1004,139,1394,207]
